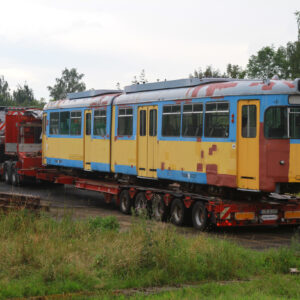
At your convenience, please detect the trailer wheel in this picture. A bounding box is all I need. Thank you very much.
[151,194,166,221]
[170,198,186,226]
[192,201,208,231]
[134,192,148,217]
[119,190,132,215]
[11,163,20,186]
[4,162,12,184]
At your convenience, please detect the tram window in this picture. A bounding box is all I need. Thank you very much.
[162,105,181,137]
[59,111,70,135]
[149,109,157,136]
[42,114,47,135]
[49,112,59,135]
[182,103,203,137]
[86,113,91,135]
[139,110,146,136]
[93,109,106,136]
[264,107,288,138]
[204,102,229,138]
[242,105,256,138]
[70,111,81,135]
[118,107,133,136]
[289,108,300,139]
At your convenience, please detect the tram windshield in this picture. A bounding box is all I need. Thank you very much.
[265,106,300,139]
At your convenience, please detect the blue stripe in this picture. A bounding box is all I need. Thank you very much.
[46,157,83,168]
[157,169,207,184]
[114,164,137,175]
[91,162,110,172]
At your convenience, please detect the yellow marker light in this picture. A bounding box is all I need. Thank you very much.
[235,212,255,221]
[284,211,300,219]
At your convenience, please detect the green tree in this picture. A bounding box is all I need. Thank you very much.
[12,83,37,106]
[190,66,222,79]
[295,10,300,41]
[0,75,12,105]
[226,64,247,79]
[131,69,148,84]
[48,68,86,100]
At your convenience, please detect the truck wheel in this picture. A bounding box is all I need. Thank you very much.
[192,201,208,231]
[4,162,12,184]
[119,190,131,215]
[134,192,148,217]
[11,163,20,186]
[151,194,166,221]
[170,198,186,226]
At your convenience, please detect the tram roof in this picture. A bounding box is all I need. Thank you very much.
[114,78,300,105]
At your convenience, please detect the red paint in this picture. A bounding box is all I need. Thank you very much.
[249,82,261,87]
[197,163,203,172]
[161,162,165,171]
[184,99,192,104]
[283,81,295,89]
[206,164,236,187]
[131,165,133,168]
[197,137,202,142]
[209,144,217,155]
[191,85,206,97]
[175,99,186,104]
[259,123,290,191]
[201,150,204,159]
[205,82,238,97]
[262,82,276,91]
[185,87,193,97]
[114,136,118,141]
[211,96,224,99]
[183,197,194,208]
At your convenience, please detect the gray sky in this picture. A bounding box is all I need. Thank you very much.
[0,0,299,100]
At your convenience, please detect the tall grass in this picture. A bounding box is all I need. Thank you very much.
[0,211,299,299]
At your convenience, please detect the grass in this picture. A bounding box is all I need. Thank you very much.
[0,211,299,299]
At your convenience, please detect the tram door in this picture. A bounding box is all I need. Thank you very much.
[137,106,158,178]
[42,113,47,165]
[84,110,92,171]
[237,100,260,190]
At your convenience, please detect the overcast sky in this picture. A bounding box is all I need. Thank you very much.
[0,0,299,100]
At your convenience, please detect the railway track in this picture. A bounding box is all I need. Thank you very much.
[0,182,298,250]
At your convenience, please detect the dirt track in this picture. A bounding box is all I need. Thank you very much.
[0,181,299,250]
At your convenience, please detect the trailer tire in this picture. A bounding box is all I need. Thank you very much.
[134,192,148,217]
[4,162,12,184]
[170,198,186,226]
[119,190,132,215]
[151,194,166,221]
[192,201,208,231]
[11,163,20,186]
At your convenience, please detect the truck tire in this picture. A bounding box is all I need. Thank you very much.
[11,163,20,186]
[134,192,148,217]
[170,198,186,226]
[192,201,208,231]
[4,162,12,184]
[119,190,132,215]
[151,194,167,221]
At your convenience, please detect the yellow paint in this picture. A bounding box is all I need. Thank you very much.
[157,141,236,175]
[137,106,158,178]
[44,137,83,161]
[42,113,47,165]
[289,144,300,182]
[237,100,260,190]
[84,110,92,170]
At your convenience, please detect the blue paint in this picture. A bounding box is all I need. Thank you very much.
[91,162,110,172]
[157,169,207,184]
[46,157,83,168]
[114,164,137,175]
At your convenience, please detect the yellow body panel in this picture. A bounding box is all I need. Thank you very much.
[289,144,300,183]
[237,100,260,190]
[157,140,236,175]
[44,137,83,161]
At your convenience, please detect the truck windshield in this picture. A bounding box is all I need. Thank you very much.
[264,106,300,139]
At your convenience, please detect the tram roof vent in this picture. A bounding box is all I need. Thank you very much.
[67,89,122,100]
[124,78,233,94]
